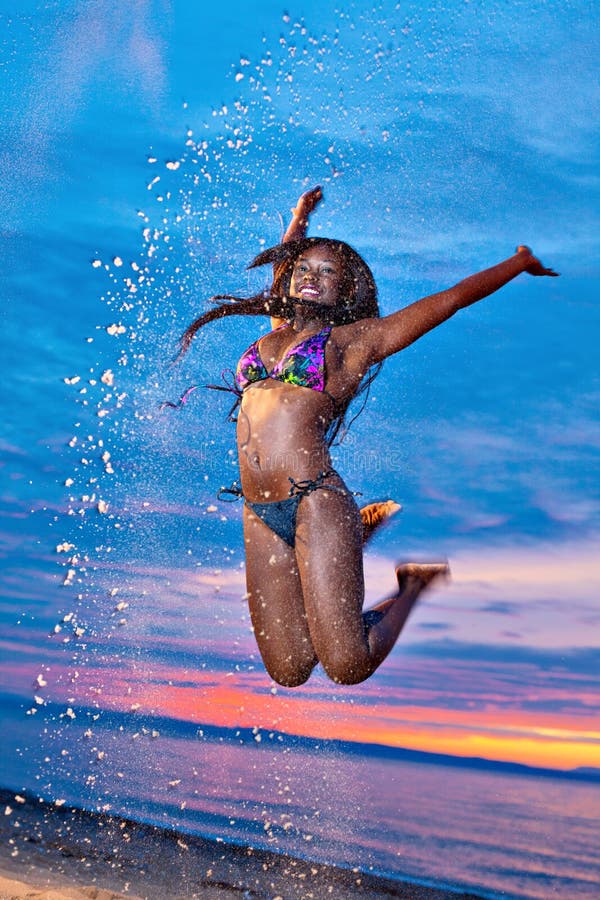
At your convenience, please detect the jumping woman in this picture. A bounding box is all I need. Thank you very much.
[177,186,558,687]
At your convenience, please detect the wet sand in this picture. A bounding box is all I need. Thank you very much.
[0,790,485,900]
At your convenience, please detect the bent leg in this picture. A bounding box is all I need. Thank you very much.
[361,562,449,666]
[295,490,447,685]
[243,504,317,687]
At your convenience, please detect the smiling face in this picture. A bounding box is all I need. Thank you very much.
[289,244,344,307]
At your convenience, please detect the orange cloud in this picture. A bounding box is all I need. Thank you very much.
[42,656,598,772]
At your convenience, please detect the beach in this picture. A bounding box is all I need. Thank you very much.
[0,790,486,900]
[2,4,598,900]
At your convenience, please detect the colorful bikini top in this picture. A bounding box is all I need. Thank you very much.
[235,324,334,396]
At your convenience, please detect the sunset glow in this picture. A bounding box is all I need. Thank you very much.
[2,4,599,897]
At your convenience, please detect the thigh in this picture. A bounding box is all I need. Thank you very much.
[294,488,371,681]
[243,504,316,686]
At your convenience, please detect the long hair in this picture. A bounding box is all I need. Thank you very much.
[177,237,382,443]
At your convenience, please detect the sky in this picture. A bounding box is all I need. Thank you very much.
[1,0,599,821]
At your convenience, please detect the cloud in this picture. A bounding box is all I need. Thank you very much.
[1,1,169,226]
[5,535,598,774]
[416,621,453,631]
[528,480,600,525]
[478,601,519,615]
[402,638,600,678]
[395,406,600,537]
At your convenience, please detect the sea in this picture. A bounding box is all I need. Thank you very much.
[2,4,599,900]
[2,691,599,900]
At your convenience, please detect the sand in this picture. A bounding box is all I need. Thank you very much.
[0,789,485,900]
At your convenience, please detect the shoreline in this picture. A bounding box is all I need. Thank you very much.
[0,789,487,900]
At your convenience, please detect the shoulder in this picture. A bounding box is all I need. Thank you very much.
[258,322,289,346]
[255,322,290,362]
[326,318,380,378]
[330,317,381,355]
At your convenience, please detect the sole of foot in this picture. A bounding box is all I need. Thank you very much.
[395,561,450,592]
[360,500,402,539]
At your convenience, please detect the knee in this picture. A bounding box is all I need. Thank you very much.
[266,661,313,688]
[261,649,317,688]
[325,667,370,686]
[319,650,371,685]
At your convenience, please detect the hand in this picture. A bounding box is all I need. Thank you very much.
[292,185,323,222]
[516,245,560,277]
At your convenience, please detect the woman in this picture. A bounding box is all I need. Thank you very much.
[179,187,558,687]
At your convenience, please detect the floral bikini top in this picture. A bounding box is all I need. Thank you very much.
[160,324,343,427]
[235,324,336,399]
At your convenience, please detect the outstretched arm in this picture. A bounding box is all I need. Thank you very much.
[270,186,323,328]
[344,245,559,369]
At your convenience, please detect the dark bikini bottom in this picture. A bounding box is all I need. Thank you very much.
[246,494,302,547]
[245,469,348,548]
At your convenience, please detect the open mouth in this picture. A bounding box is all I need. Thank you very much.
[299,285,319,297]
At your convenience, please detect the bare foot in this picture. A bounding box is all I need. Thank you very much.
[360,499,402,545]
[395,561,450,593]
[516,245,559,277]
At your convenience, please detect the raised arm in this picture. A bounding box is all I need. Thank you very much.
[344,245,559,369]
[270,186,323,328]
[282,185,323,242]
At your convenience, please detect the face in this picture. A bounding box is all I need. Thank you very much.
[289,244,344,307]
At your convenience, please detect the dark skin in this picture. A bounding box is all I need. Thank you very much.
[239,187,558,687]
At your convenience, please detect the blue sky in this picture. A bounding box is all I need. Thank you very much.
[1,0,599,812]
